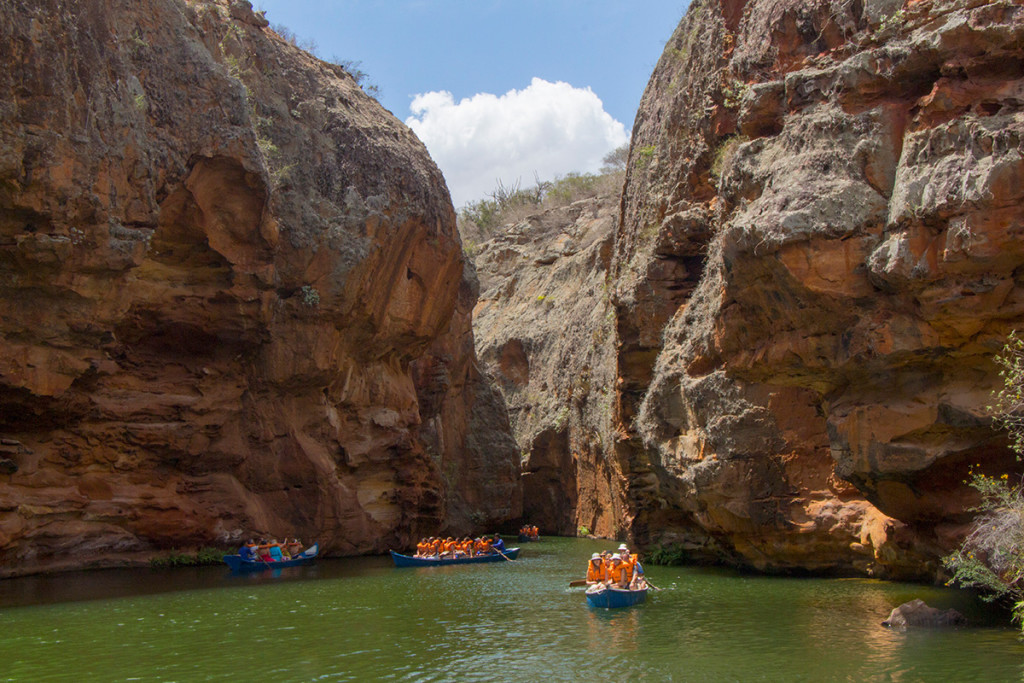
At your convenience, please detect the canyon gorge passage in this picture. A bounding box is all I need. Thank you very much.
[2,0,1024,590]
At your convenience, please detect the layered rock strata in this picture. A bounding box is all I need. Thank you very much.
[473,196,620,536]
[612,0,1024,577]
[0,0,519,576]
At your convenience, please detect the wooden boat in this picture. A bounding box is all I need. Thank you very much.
[223,544,318,573]
[390,547,520,567]
[585,584,648,609]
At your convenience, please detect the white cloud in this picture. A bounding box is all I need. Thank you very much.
[406,78,629,208]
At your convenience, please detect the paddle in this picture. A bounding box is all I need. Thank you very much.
[640,577,662,591]
[494,547,514,562]
[568,579,588,588]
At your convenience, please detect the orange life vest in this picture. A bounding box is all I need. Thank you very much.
[607,560,628,584]
[587,560,606,583]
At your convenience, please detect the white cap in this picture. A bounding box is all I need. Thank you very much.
[591,553,601,560]
[618,544,629,551]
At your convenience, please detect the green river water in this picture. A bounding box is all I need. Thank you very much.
[1,537,1022,681]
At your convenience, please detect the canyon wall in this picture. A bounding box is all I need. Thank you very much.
[610,0,1024,577]
[473,195,621,537]
[0,0,519,576]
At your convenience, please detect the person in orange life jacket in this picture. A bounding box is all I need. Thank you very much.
[605,555,629,587]
[586,553,606,584]
[617,545,646,588]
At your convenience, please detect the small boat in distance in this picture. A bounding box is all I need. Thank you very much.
[518,524,540,542]
[223,544,319,573]
[390,548,520,567]
[585,584,648,609]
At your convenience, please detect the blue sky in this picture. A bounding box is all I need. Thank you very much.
[252,1,689,206]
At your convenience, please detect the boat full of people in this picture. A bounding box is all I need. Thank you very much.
[585,583,648,608]
[580,543,649,609]
[518,525,540,542]
[223,538,318,572]
[391,534,519,567]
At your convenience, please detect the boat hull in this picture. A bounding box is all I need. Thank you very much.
[517,534,539,542]
[390,548,520,567]
[223,544,319,573]
[585,585,648,609]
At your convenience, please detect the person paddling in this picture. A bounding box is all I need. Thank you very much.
[491,534,506,553]
[239,539,258,562]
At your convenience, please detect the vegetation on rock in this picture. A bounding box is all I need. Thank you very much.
[458,146,627,240]
[944,333,1024,629]
[150,547,223,568]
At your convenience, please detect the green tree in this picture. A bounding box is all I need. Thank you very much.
[601,144,629,174]
[944,332,1024,628]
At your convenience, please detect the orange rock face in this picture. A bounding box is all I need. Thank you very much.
[612,0,1024,577]
[0,0,519,576]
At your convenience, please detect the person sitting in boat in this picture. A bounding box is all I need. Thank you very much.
[531,525,539,538]
[491,533,506,553]
[239,539,258,562]
[286,538,303,557]
[257,539,274,561]
[268,539,286,561]
[630,558,647,589]
[616,546,647,589]
[605,555,629,587]
[586,553,606,585]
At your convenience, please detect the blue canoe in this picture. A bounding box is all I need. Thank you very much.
[223,544,319,573]
[585,584,648,609]
[390,548,520,567]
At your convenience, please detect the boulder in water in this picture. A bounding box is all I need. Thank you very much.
[882,599,966,630]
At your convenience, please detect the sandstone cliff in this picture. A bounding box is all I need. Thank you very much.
[611,0,1024,578]
[473,195,620,536]
[0,0,519,576]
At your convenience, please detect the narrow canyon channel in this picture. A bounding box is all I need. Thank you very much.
[1,538,1021,681]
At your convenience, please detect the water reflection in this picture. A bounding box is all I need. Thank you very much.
[584,606,641,653]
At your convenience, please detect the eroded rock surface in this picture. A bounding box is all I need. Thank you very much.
[473,196,620,536]
[0,0,519,576]
[612,0,1024,577]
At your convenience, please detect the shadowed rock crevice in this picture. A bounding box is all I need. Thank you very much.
[522,426,576,535]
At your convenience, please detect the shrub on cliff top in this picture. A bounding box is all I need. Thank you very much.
[458,167,625,240]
